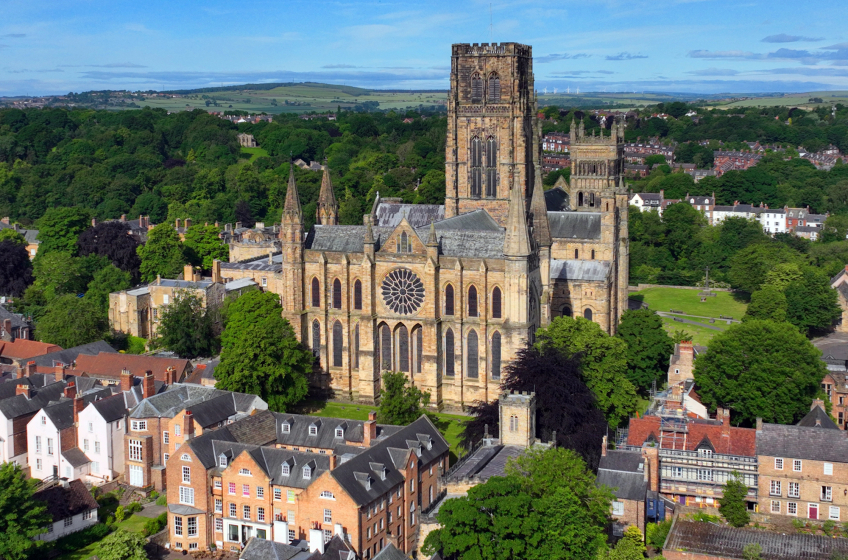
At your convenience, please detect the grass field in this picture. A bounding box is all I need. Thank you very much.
[241,146,269,162]
[54,514,150,560]
[632,287,748,346]
[297,400,469,461]
[709,91,848,109]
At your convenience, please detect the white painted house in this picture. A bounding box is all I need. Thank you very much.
[0,376,66,466]
[759,208,787,235]
[77,393,127,484]
[33,479,99,542]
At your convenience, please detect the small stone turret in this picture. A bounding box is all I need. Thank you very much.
[316,162,338,225]
[499,391,537,448]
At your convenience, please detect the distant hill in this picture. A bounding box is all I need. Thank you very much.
[162,81,371,96]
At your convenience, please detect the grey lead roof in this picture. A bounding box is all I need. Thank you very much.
[550,259,611,282]
[756,422,848,462]
[548,212,601,239]
[597,450,647,501]
[63,447,91,468]
[240,538,311,560]
[374,203,445,229]
[90,393,128,424]
[372,543,412,560]
[796,405,839,429]
[274,412,402,449]
[129,385,266,419]
[544,187,571,211]
[427,210,501,232]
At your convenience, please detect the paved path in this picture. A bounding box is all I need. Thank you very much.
[138,504,166,518]
[657,313,725,331]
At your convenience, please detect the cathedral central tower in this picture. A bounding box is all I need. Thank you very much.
[445,43,538,225]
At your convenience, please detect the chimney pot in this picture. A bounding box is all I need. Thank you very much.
[16,384,31,399]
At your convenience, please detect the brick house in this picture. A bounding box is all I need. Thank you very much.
[0,304,33,341]
[164,411,448,558]
[756,402,848,521]
[72,353,191,385]
[0,339,62,366]
[820,369,848,429]
[596,448,648,536]
[124,384,267,491]
[626,409,758,509]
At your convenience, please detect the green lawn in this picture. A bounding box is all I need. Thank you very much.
[632,287,748,320]
[241,146,269,162]
[297,400,469,460]
[660,316,724,346]
[53,514,149,560]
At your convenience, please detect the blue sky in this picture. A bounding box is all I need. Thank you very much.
[2,0,847,96]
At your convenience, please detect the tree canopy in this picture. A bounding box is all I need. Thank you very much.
[35,207,91,256]
[137,223,185,282]
[377,370,431,425]
[95,529,148,560]
[461,347,609,469]
[215,291,311,412]
[0,462,51,560]
[535,316,638,427]
[183,223,228,270]
[694,319,828,425]
[36,294,110,348]
[155,290,219,358]
[719,472,750,528]
[616,308,674,393]
[0,240,32,297]
[423,447,613,560]
[77,221,141,281]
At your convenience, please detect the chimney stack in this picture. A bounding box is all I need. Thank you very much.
[175,218,181,229]
[120,368,132,392]
[73,394,84,425]
[166,366,176,385]
[91,218,97,227]
[184,218,192,229]
[120,214,126,222]
[184,410,195,440]
[211,260,222,284]
[16,384,31,399]
[811,398,826,412]
[15,364,24,379]
[64,382,76,400]
[601,434,607,457]
[363,411,377,447]
[54,364,66,383]
[143,371,155,399]
[183,264,194,281]
[26,360,36,377]
[2,318,11,337]
[756,417,763,431]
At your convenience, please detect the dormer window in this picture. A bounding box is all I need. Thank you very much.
[219,454,228,467]
[282,422,291,434]
[697,448,713,459]
[335,428,344,439]
[281,464,290,476]
[309,425,318,436]
[303,466,312,479]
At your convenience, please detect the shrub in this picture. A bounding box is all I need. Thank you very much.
[142,513,167,537]
[52,523,112,554]
[647,520,672,550]
[125,501,143,514]
[149,490,159,500]
[114,505,125,522]
[155,494,167,506]
[792,518,805,530]
[689,512,720,523]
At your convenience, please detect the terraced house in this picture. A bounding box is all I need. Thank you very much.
[165,411,448,558]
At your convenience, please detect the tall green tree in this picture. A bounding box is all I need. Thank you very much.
[0,240,32,297]
[216,291,311,412]
[423,447,612,560]
[0,463,51,560]
[694,320,827,425]
[155,291,219,359]
[85,264,132,313]
[727,243,803,293]
[536,317,638,427]
[95,529,148,560]
[616,308,674,393]
[783,266,841,336]
[36,294,109,348]
[377,370,431,425]
[183,223,228,270]
[598,527,646,560]
[35,207,91,256]
[742,285,787,323]
[0,229,26,245]
[137,223,185,282]
[718,472,750,527]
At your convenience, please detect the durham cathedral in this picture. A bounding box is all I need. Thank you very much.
[228,43,629,410]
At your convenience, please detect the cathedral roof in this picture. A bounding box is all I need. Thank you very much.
[374,202,444,229]
[548,212,601,240]
[550,259,610,282]
[428,209,501,232]
[420,229,506,259]
[544,186,571,211]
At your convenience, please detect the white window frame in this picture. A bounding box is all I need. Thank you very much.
[831,506,841,521]
[179,486,194,506]
[771,500,780,513]
[321,491,335,500]
[257,486,264,499]
[324,509,332,523]
[274,488,282,501]
[788,502,798,515]
[612,501,625,516]
[793,459,802,472]
[770,480,782,496]
[239,468,251,476]
[182,466,191,483]
[788,482,800,498]
[187,516,197,537]
[215,498,222,513]
[163,431,169,445]
[774,458,783,470]
[825,463,833,475]
[174,516,183,536]
[128,439,143,462]
[131,420,146,431]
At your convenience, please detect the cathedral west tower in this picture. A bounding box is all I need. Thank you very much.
[445,43,537,225]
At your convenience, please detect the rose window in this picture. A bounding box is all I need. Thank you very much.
[381,269,425,315]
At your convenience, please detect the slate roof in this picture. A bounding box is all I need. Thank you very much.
[306,225,391,253]
[423,230,506,259]
[221,256,282,272]
[42,387,112,430]
[444,443,525,483]
[331,415,448,507]
[34,479,98,523]
[29,340,116,368]
[225,410,278,446]
[550,259,611,282]
[129,384,266,420]
[240,538,312,560]
[0,380,68,419]
[544,187,571,211]
[663,519,848,560]
[428,210,501,232]
[796,405,839,429]
[627,416,757,457]
[597,450,647,502]
[0,304,28,329]
[156,279,214,289]
[212,442,332,488]
[273,413,402,449]
[90,393,128,423]
[63,447,91,468]
[548,212,601,239]
[74,352,191,381]
[757,422,848,462]
[374,202,445,229]
[814,332,848,368]
[372,543,412,560]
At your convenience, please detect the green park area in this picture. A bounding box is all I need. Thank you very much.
[630,287,748,346]
[241,146,269,162]
[297,399,468,460]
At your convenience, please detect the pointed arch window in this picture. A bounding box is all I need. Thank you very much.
[562,306,572,317]
[332,321,343,367]
[445,284,454,316]
[414,326,423,374]
[487,73,500,103]
[578,192,584,207]
[470,137,482,198]
[396,325,409,373]
[353,323,360,370]
[311,320,321,358]
[380,323,392,371]
[445,328,455,377]
[468,286,478,317]
[354,280,362,310]
[491,287,502,319]
[471,73,483,103]
[485,136,497,198]
[311,278,320,308]
[396,232,412,253]
[332,279,342,309]
[466,330,479,379]
[491,331,502,379]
